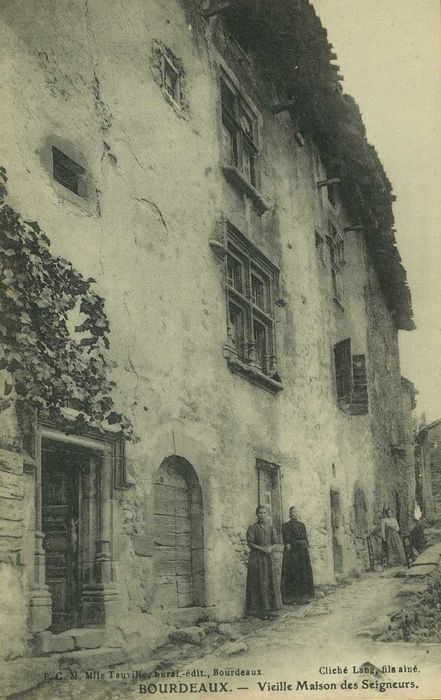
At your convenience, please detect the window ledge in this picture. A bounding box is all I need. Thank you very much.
[226,354,283,394]
[222,166,270,215]
[337,399,368,416]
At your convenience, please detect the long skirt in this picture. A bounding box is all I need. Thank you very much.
[246,550,281,618]
[385,527,406,566]
[281,543,315,603]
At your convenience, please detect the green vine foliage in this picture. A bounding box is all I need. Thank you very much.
[0,166,134,439]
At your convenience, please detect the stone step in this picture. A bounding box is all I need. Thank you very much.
[406,563,436,577]
[33,628,111,655]
[58,646,129,671]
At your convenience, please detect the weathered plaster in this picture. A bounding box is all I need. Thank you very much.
[0,0,415,659]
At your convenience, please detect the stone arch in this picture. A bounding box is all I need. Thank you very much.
[153,455,205,610]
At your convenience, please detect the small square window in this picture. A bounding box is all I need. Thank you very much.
[52,147,84,195]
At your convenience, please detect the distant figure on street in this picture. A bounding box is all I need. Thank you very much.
[409,517,428,558]
[281,506,315,604]
[381,507,406,566]
[246,506,282,619]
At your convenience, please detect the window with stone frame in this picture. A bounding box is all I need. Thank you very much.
[224,224,280,387]
[221,72,259,189]
[151,41,187,115]
[327,223,345,309]
[256,459,282,538]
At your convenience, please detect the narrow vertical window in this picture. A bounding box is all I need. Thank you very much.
[328,224,345,309]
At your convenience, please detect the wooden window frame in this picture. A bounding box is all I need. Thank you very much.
[256,459,282,538]
[220,73,259,187]
[224,224,281,391]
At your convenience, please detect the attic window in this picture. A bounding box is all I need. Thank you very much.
[52,147,85,195]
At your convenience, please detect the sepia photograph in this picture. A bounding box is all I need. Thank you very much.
[0,0,441,698]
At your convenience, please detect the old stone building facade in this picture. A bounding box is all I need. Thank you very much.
[416,419,441,520]
[0,0,415,672]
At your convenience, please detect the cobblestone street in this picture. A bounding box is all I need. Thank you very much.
[11,572,441,699]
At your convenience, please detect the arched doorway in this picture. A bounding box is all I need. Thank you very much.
[153,456,204,610]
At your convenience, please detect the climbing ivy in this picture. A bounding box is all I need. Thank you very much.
[0,166,133,439]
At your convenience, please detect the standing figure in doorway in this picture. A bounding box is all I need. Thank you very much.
[246,506,282,619]
[381,507,406,566]
[281,506,315,604]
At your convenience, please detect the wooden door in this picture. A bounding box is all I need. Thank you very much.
[154,463,193,609]
[41,447,81,632]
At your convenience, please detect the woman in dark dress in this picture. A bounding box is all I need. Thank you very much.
[281,506,314,603]
[246,506,282,619]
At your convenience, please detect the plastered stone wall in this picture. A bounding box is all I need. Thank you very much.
[0,0,415,642]
[0,401,29,659]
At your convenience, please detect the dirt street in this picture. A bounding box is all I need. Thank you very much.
[11,572,441,700]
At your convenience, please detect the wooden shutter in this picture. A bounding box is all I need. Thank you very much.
[351,354,369,414]
[334,338,352,403]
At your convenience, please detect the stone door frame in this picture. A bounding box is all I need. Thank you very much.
[29,423,118,634]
